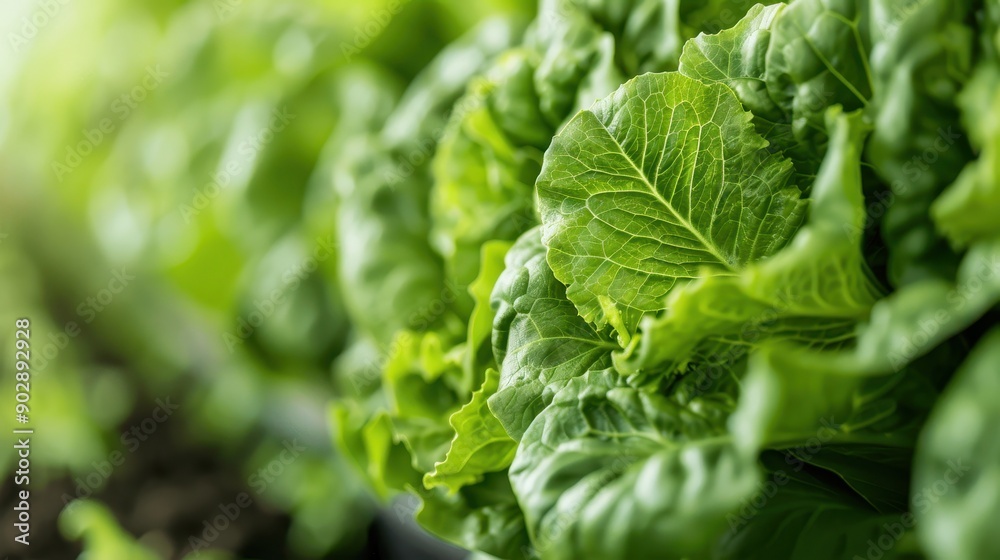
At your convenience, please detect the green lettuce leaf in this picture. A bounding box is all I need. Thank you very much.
[764,0,873,145]
[717,454,917,560]
[914,329,1000,560]
[867,0,975,285]
[424,368,517,493]
[616,108,880,376]
[932,39,1000,247]
[787,445,913,514]
[331,339,423,498]
[489,229,618,440]
[431,51,544,291]
[678,3,826,178]
[336,21,520,344]
[415,472,533,560]
[731,237,1000,453]
[784,238,999,377]
[465,240,515,387]
[509,374,759,560]
[383,331,467,473]
[334,102,452,345]
[537,71,805,341]
[679,4,787,124]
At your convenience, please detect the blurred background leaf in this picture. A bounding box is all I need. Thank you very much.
[0,0,535,558]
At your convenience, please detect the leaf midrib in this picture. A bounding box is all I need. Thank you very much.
[590,109,738,273]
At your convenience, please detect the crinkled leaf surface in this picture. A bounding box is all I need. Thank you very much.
[537,72,805,340]
[680,4,788,127]
[509,375,759,560]
[488,229,617,440]
[616,109,880,375]
[424,369,517,493]
[679,3,829,178]
[416,472,533,560]
[765,0,873,144]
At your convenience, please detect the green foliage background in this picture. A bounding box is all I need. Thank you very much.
[3,1,1000,560]
[0,1,533,558]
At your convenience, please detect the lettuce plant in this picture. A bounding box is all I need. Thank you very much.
[331,1,1000,559]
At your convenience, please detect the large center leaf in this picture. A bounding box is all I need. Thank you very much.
[614,109,882,377]
[537,72,805,339]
